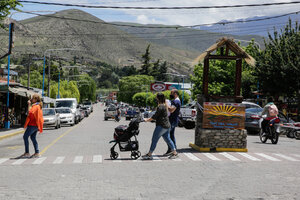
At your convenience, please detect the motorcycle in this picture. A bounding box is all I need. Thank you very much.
[259,116,281,144]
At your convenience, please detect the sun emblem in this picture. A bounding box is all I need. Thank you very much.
[208,105,238,116]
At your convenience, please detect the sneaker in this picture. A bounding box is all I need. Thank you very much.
[15,153,30,159]
[163,151,173,156]
[142,154,153,160]
[168,153,179,159]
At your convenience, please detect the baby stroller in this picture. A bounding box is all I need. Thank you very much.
[109,117,142,160]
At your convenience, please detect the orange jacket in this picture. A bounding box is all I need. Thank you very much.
[24,104,44,133]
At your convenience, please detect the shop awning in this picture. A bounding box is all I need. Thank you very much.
[8,87,36,97]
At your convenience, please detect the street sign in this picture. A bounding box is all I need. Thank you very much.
[203,102,245,129]
[151,83,166,91]
[166,84,181,90]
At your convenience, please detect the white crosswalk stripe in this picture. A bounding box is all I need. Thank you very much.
[202,153,221,161]
[32,157,47,165]
[238,153,261,161]
[184,153,201,161]
[219,153,240,161]
[92,155,102,163]
[12,159,27,165]
[0,158,9,164]
[152,154,162,162]
[273,153,299,161]
[53,156,65,164]
[73,156,84,164]
[255,153,281,161]
[1,153,300,166]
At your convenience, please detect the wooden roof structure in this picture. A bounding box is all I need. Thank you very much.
[195,37,256,102]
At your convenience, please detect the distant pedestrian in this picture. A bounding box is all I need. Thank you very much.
[17,94,44,159]
[142,93,178,160]
[164,89,181,156]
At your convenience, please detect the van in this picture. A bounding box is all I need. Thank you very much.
[55,98,80,124]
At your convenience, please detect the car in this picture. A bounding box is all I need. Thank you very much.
[104,105,117,120]
[242,101,262,109]
[83,101,93,113]
[55,98,81,124]
[81,106,90,117]
[245,107,294,134]
[42,108,61,129]
[55,107,75,126]
[125,107,140,120]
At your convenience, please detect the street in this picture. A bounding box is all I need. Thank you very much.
[0,103,300,200]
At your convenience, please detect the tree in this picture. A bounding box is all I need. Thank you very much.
[20,70,47,90]
[0,0,21,28]
[78,74,97,102]
[50,80,80,102]
[150,59,160,79]
[140,44,152,75]
[157,61,168,81]
[118,75,154,104]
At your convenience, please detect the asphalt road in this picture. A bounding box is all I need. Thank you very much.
[0,103,300,200]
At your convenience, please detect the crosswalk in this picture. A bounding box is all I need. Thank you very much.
[0,152,299,166]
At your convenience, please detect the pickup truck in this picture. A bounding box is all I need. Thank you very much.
[104,105,117,121]
[179,104,197,129]
[125,107,140,120]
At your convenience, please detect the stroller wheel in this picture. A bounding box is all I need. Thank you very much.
[131,151,141,160]
[110,152,119,160]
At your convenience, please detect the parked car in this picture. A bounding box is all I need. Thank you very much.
[55,107,75,126]
[55,98,80,124]
[80,106,89,117]
[83,101,93,113]
[242,101,262,109]
[245,107,294,134]
[125,107,140,120]
[42,108,61,129]
[104,105,117,120]
[179,104,197,129]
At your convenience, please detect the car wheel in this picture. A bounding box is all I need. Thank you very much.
[184,121,195,129]
[105,118,108,121]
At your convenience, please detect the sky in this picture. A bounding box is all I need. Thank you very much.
[12,0,300,27]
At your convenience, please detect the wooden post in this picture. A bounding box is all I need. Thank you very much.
[203,58,209,96]
[235,58,242,96]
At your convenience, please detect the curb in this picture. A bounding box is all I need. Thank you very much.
[0,130,24,141]
[189,143,248,152]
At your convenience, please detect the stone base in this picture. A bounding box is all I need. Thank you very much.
[189,143,248,152]
[195,128,247,149]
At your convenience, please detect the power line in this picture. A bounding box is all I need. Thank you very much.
[18,1,300,9]
[18,10,300,29]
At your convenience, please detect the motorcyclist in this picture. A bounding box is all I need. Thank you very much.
[261,97,279,134]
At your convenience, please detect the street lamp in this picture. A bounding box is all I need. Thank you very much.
[42,48,79,97]
[164,73,187,105]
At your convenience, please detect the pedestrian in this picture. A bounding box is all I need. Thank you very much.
[17,94,44,159]
[164,89,181,156]
[142,92,178,160]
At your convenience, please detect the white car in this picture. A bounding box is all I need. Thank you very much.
[55,107,75,126]
[42,108,61,129]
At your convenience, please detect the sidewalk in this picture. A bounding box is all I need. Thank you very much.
[0,127,24,141]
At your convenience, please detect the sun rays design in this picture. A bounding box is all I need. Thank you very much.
[208,105,238,116]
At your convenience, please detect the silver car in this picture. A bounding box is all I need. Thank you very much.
[43,108,61,129]
[55,107,75,126]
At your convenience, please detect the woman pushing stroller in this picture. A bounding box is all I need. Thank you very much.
[142,93,178,160]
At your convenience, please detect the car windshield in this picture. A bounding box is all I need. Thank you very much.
[246,108,263,114]
[55,109,71,114]
[83,102,92,106]
[56,101,74,108]
[43,109,55,116]
[107,107,116,111]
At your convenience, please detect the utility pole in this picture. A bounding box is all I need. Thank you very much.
[27,54,33,90]
[47,54,51,97]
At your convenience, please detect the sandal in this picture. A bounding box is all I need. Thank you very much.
[30,153,40,158]
[168,153,179,159]
[15,153,30,159]
[142,153,153,160]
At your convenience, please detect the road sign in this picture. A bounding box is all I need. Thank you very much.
[151,83,166,91]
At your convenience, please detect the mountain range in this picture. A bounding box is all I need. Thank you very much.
[0,9,277,73]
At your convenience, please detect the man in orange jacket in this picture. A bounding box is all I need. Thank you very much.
[18,94,44,159]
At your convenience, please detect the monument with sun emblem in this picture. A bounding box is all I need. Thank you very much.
[189,38,256,152]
